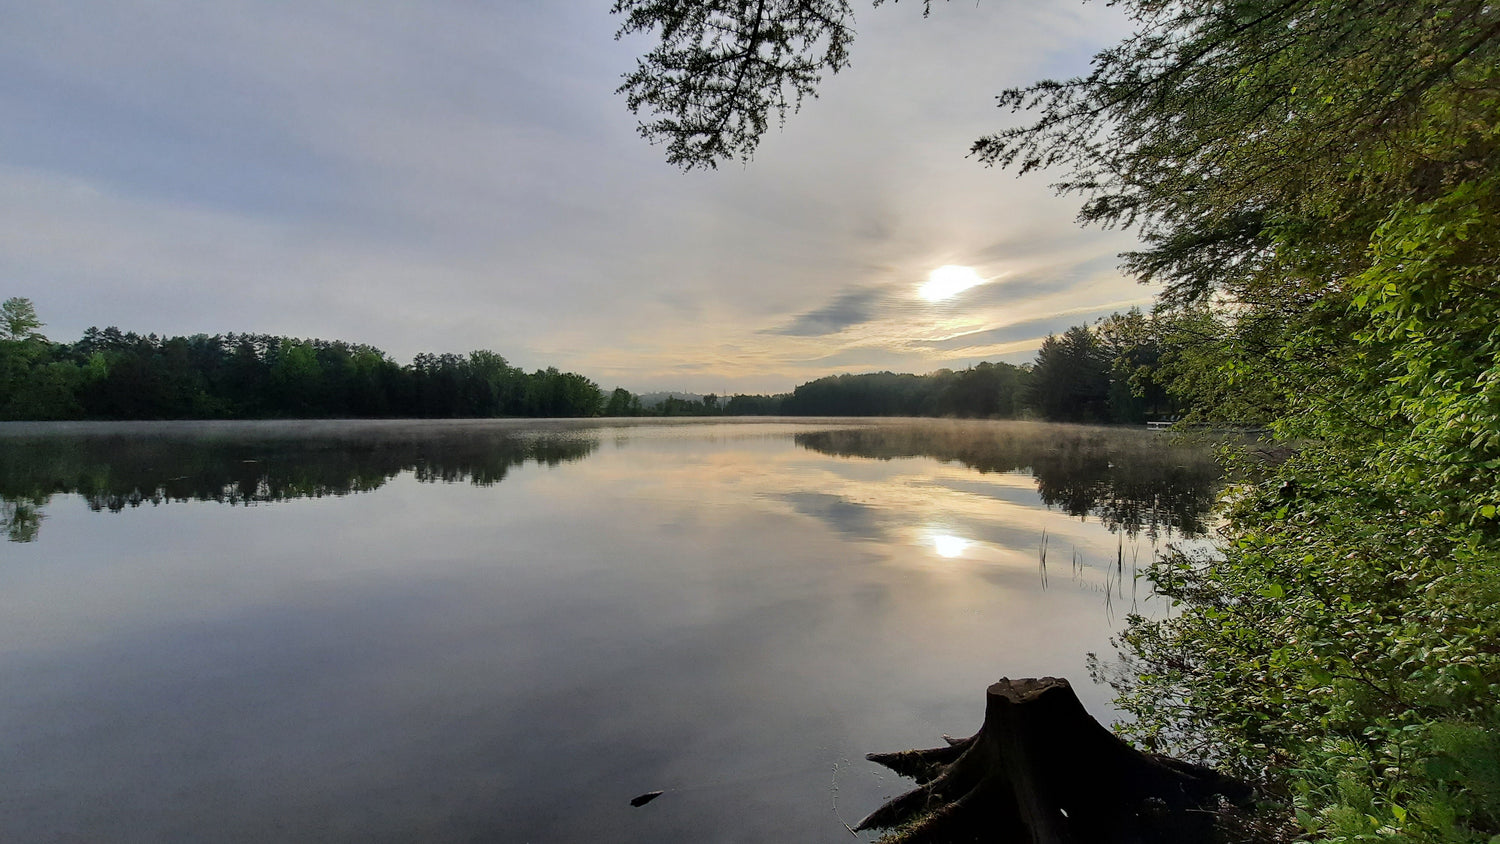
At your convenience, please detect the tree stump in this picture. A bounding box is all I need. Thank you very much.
[856,677,1252,843]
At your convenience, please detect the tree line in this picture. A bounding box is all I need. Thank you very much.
[680,308,1239,426]
[0,303,603,420]
[1,296,1243,426]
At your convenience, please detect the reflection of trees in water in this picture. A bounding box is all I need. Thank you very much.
[0,430,598,541]
[795,421,1222,538]
[2,496,44,542]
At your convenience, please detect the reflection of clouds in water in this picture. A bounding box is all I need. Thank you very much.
[780,492,889,543]
[593,427,1149,600]
[754,454,1179,600]
[932,476,1046,509]
[0,419,1212,841]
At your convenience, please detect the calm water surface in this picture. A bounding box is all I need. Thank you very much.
[0,418,1221,842]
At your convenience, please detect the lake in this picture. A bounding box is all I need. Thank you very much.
[0,418,1221,842]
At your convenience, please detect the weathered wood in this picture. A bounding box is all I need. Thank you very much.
[857,677,1252,843]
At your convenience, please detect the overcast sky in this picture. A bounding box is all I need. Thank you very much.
[2,1,1152,394]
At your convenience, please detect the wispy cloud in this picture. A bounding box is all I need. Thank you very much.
[768,288,883,336]
[0,0,1142,393]
[914,304,1142,353]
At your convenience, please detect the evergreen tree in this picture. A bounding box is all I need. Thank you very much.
[1027,326,1110,423]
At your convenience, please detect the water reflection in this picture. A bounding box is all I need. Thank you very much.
[795,420,1221,538]
[2,419,1219,546]
[1,496,42,542]
[0,421,597,541]
[0,419,1226,843]
[930,533,971,558]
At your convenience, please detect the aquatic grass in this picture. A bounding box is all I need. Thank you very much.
[1038,528,1049,588]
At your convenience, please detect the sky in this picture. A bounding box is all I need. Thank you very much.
[1,1,1153,395]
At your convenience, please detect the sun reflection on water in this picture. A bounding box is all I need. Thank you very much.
[931,533,971,558]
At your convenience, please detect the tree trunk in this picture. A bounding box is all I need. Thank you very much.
[856,677,1252,844]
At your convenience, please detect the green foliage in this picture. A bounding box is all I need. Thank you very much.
[1097,309,1171,425]
[615,0,1500,837]
[1103,442,1500,841]
[1145,305,1288,427]
[723,392,788,414]
[1029,1,1500,838]
[975,0,1500,306]
[0,297,44,342]
[937,361,1028,418]
[0,299,82,420]
[0,310,607,421]
[1027,325,1111,423]
[603,386,643,416]
[708,329,1164,421]
[1340,180,1500,521]
[778,361,1033,417]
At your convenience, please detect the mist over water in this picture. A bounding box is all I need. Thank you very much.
[0,418,1222,842]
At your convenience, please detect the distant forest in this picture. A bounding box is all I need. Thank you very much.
[0,297,1203,424]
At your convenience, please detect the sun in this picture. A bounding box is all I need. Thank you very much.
[918,265,985,302]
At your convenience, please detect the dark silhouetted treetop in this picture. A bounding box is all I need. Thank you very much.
[975,0,1500,303]
[613,0,859,168]
[619,1,1500,300]
[614,0,946,169]
[1026,325,1111,425]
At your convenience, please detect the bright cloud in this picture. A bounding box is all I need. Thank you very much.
[0,1,1145,393]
